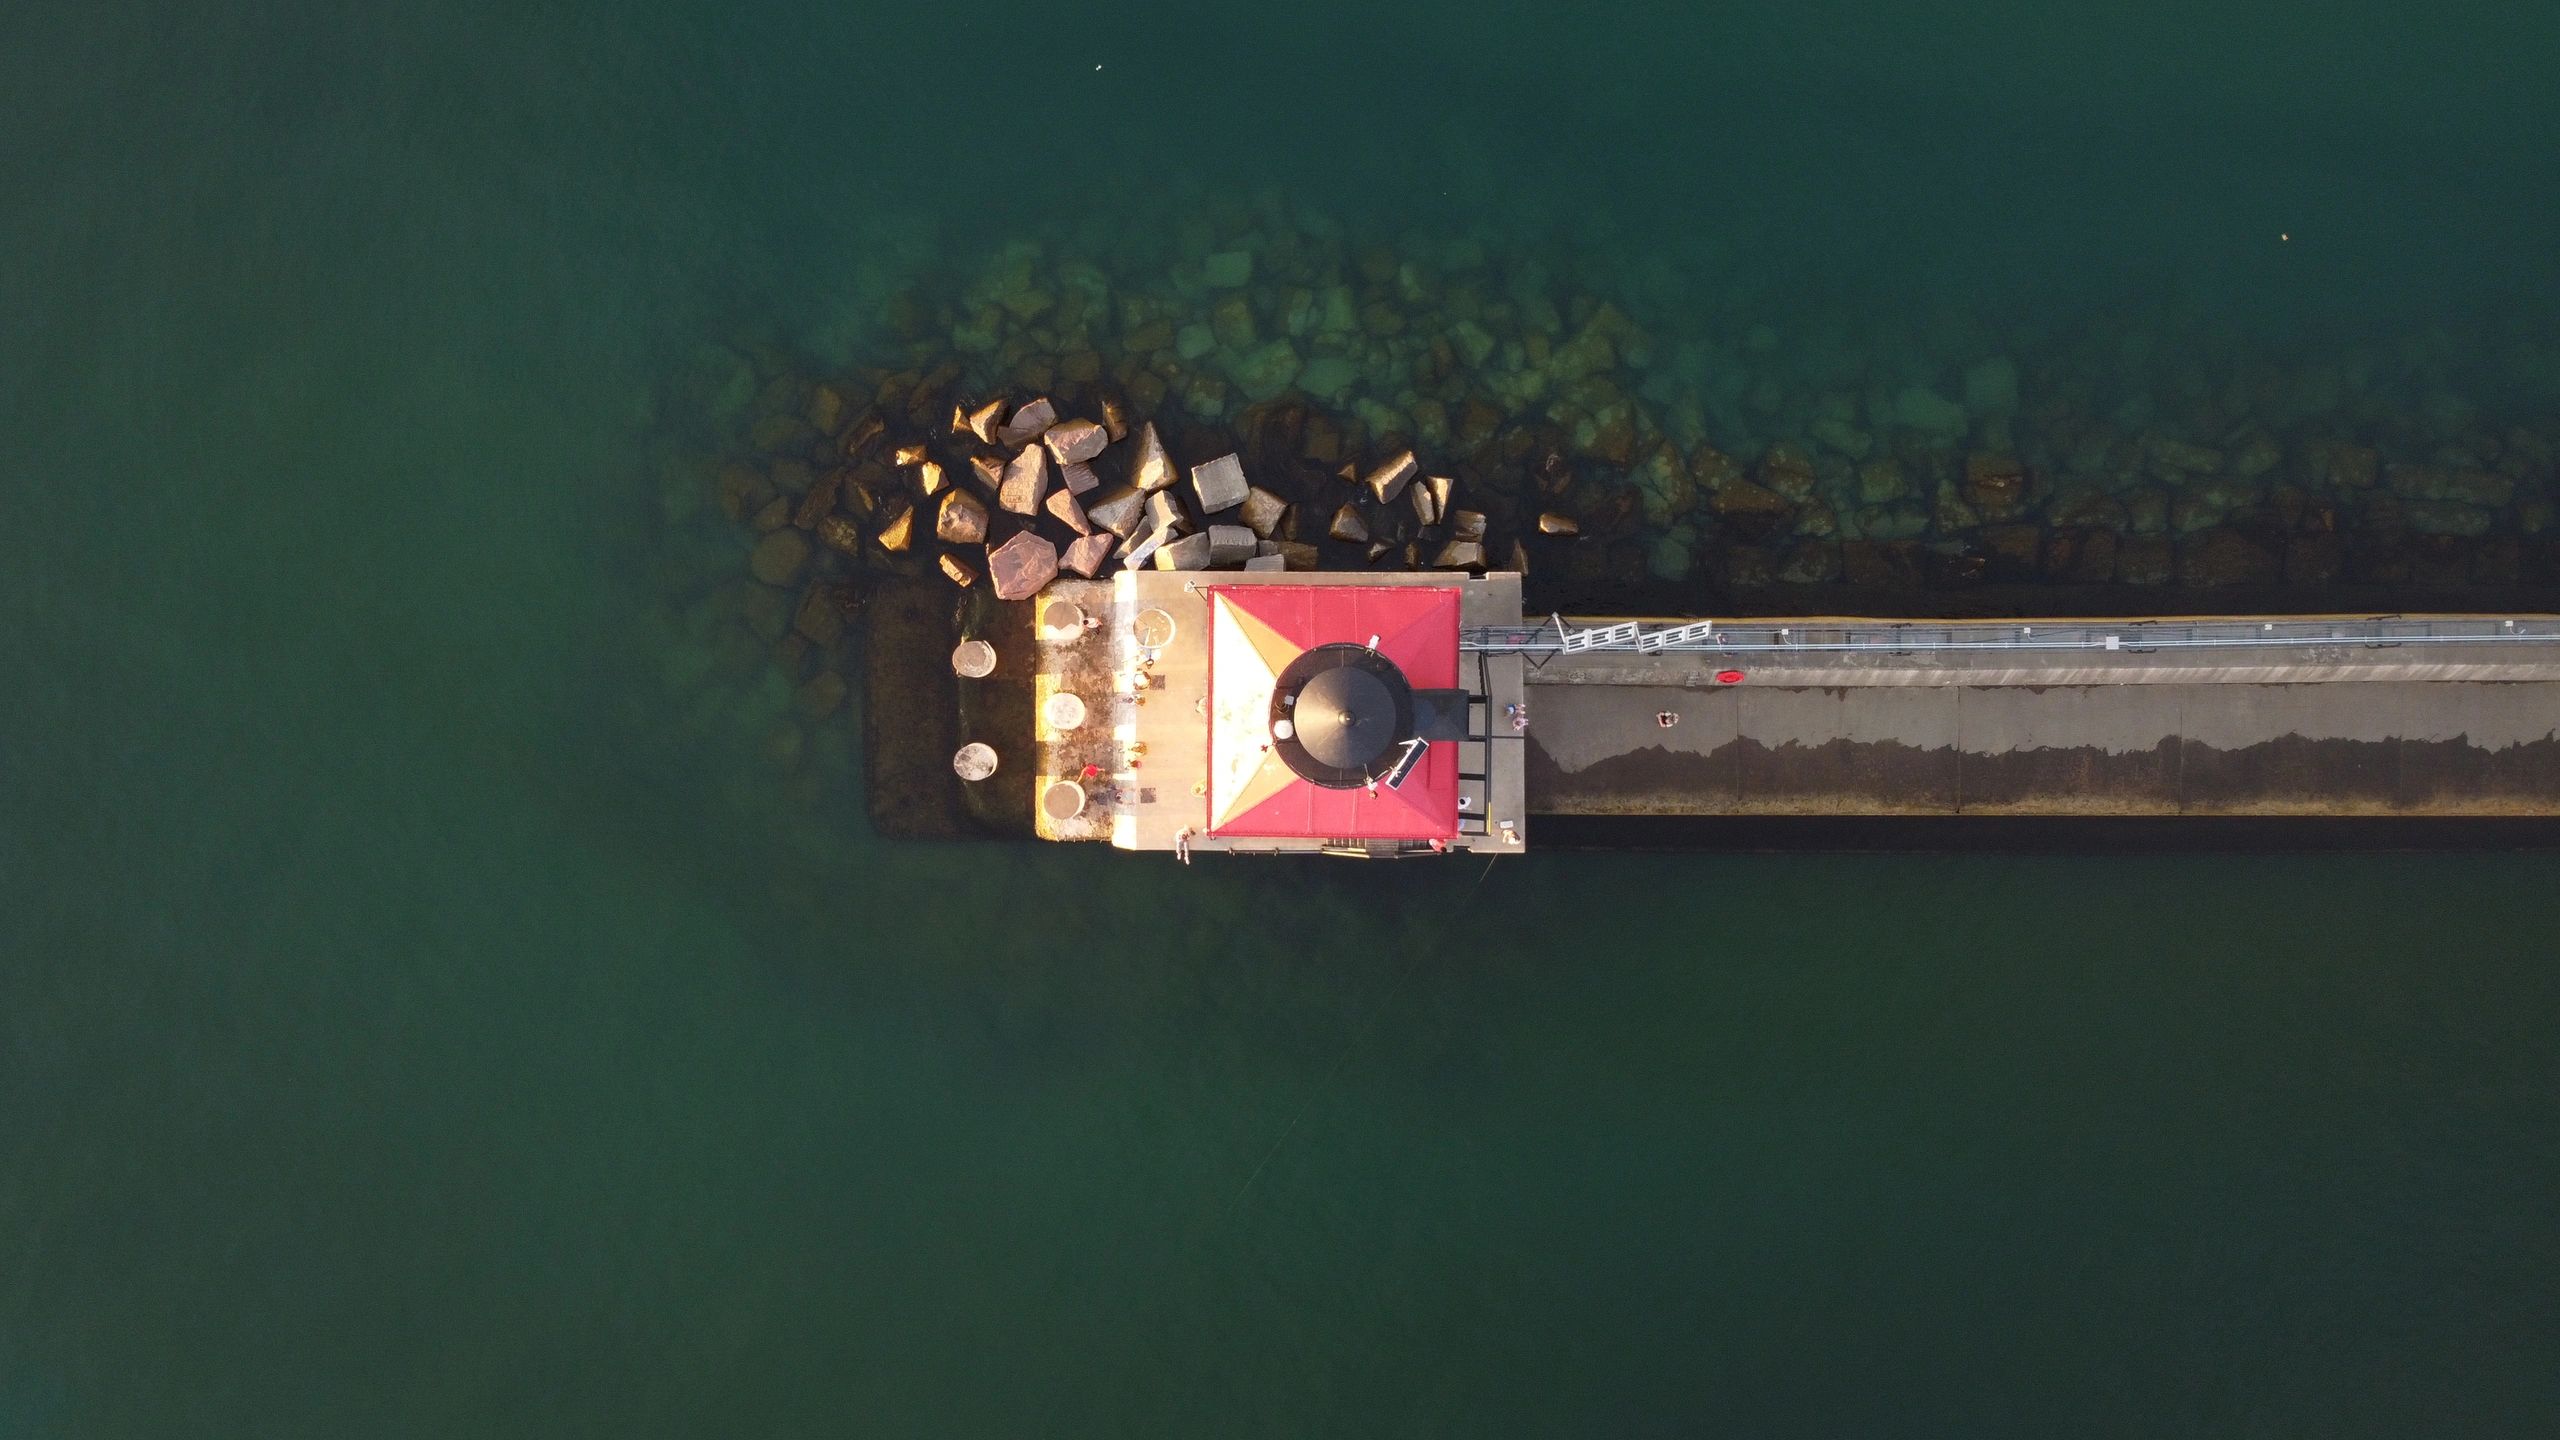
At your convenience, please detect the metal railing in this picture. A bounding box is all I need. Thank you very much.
[1462,614,2560,656]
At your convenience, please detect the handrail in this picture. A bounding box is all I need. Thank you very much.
[1464,615,2560,655]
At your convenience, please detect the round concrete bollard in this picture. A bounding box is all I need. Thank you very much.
[1133,607,1177,650]
[952,742,998,781]
[1043,691,1087,732]
[952,639,997,678]
[1040,599,1086,642]
[1041,780,1087,822]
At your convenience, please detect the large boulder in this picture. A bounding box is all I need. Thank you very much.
[987,531,1060,601]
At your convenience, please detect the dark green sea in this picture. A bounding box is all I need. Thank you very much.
[8,2,2560,1435]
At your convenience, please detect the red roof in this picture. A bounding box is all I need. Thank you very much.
[1204,584,1461,842]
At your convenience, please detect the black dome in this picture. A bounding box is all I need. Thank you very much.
[1268,643,1417,788]
[1294,665,1398,771]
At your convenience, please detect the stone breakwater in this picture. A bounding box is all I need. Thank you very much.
[643,200,2560,831]
[667,204,2560,615]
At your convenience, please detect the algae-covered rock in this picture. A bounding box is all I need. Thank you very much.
[1891,385,1968,439]
[1229,340,1302,402]
[749,529,811,586]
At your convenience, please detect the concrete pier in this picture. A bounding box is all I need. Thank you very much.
[1520,616,2560,818]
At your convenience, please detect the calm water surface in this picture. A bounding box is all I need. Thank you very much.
[6,2,2559,1434]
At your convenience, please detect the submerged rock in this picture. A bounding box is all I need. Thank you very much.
[750,529,810,586]
[816,514,864,555]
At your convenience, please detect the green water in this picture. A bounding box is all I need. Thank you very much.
[8,3,2560,1434]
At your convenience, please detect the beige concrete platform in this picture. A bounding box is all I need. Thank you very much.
[1028,571,1529,855]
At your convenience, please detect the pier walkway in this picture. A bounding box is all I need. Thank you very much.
[1513,615,2560,818]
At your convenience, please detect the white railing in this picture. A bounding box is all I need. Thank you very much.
[1466,614,2560,656]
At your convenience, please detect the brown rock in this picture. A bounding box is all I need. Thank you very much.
[1963,452,2028,516]
[2284,533,2345,586]
[1062,532,1114,578]
[1191,453,1249,513]
[839,414,886,461]
[1757,444,1818,502]
[1412,475,1453,527]
[1328,504,1371,544]
[892,443,927,467]
[749,529,811,586]
[2302,439,2379,490]
[1100,394,1130,441]
[1240,486,1289,538]
[808,385,848,436]
[716,462,774,522]
[1842,540,1925,589]
[2177,529,2278,588]
[1045,486,1092,535]
[750,495,791,532]
[1275,541,1320,571]
[1085,485,1146,539]
[1537,512,1580,536]
[2148,436,2224,475]
[792,585,843,646]
[2115,534,2174,586]
[963,398,1005,443]
[1980,524,2042,576]
[816,514,864,556]
[987,531,1060,601]
[2043,529,2117,585]
[1447,509,1488,542]
[1042,419,1108,464]
[938,554,979,588]
[917,461,950,496]
[1778,541,1842,584]
[1059,461,1100,496]
[791,469,842,529]
[1130,422,1178,493]
[936,490,989,545]
[968,454,1006,494]
[997,398,1057,447]
[1433,539,1488,569]
[1709,479,1790,518]
[998,447,1050,516]
[1364,450,1418,505]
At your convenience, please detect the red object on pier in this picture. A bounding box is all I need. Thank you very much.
[1715,669,1746,685]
